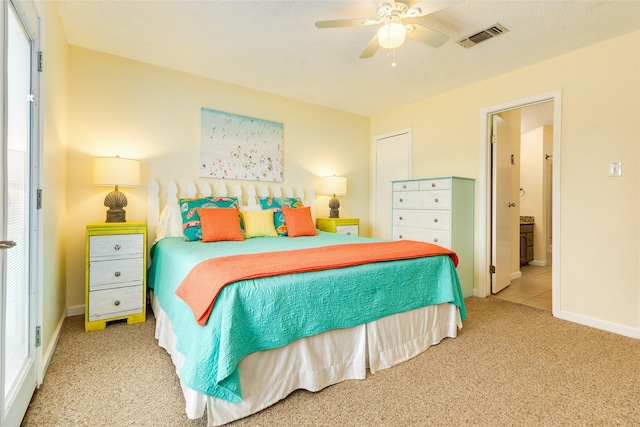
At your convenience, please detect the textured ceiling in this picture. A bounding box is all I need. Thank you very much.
[56,0,640,117]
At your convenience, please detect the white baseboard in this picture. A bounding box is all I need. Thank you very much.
[40,308,66,383]
[510,271,522,281]
[529,260,547,267]
[67,304,85,317]
[556,310,640,339]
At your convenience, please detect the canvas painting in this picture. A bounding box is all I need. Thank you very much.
[200,108,283,182]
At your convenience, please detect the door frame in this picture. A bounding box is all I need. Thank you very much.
[477,90,562,315]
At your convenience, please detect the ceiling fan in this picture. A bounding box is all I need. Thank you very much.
[315,1,461,59]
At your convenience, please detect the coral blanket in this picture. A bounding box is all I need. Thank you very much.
[175,240,458,326]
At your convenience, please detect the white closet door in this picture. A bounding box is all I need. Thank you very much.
[373,130,411,240]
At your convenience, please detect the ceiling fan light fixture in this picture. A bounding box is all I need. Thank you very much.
[377,21,406,49]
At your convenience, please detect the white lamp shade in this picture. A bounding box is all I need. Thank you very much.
[93,156,140,187]
[378,21,407,49]
[321,176,347,196]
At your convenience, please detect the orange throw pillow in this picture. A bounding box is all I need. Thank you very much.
[198,207,244,242]
[282,206,317,237]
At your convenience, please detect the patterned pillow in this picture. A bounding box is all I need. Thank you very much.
[180,196,239,241]
[258,197,303,236]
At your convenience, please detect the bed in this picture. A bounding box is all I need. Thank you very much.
[146,180,466,426]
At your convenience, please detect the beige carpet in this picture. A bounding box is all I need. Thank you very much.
[22,297,640,426]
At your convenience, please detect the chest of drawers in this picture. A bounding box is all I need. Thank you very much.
[85,222,147,332]
[392,177,474,297]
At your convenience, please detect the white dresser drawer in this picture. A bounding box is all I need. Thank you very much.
[393,227,452,249]
[393,189,451,210]
[89,257,144,291]
[89,234,144,260]
[88,285,143,321]
[419,178,452,191]
[336,225,359,236]
[392,181,420,192]
[393,209,450,230]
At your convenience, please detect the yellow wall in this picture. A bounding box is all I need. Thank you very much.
[520,126,552,264]
[64,47,371,309]
[40,0,68,359]
[371,32,640,331]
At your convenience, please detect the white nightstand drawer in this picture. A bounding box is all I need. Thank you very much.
[336,225,359,236]
[393,209,450,230]
[88,285,143,321]
[393,227,451,249]
[393,190,451,210]
[89,257,144,290]
[89,234,143,259]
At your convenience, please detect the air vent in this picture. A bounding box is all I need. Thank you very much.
[456,23,509,48]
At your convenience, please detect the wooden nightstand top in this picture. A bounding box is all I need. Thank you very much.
[86,222,147,235]
[316,217,359,224]
[316,218,359,236]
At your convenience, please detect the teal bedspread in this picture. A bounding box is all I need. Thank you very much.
[147,232,466,402]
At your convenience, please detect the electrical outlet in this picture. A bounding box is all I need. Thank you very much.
[609,161,622,177]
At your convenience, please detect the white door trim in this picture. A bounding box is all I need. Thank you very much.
[477,90,562,316]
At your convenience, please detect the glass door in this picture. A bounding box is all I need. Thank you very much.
[1,1,38,425]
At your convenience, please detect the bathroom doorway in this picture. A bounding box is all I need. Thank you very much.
[479,91,561,316]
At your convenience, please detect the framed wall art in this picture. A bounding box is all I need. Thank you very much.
[200,107,283,182]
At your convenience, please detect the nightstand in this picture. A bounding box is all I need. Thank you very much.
[316,218,359,236]
[85,222,147,332]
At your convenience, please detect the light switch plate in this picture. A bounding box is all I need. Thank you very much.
[609,161,622,177]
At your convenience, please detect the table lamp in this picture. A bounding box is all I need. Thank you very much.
[321,175,347,218]
[93,155,140,222]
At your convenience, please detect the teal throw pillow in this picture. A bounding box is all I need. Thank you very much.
[258,197,303,236]
[180,197,239,241]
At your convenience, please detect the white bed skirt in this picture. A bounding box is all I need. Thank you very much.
[152,293,461,426]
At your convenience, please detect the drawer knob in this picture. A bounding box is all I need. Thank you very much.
[433,238,439,243]
[114,244,121,250]
[402,184,407,189]
[398,235,403,239]
[431,183,436,187]
[399,198,403,203]
[434,218,438,223]
[399,216,403,220]
[346,232,351,235]
[114,300,121,306]
[114,271,121,277]
[434,198,439,203]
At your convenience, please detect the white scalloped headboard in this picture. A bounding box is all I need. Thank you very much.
[147,180,316,246]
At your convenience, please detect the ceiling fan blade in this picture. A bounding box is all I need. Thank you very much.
[359,35,380,59]
[315,18,379,28]
[406,0,463,17]
[406,24,449,48]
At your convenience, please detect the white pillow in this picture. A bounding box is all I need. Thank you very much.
[155,204,183,242]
